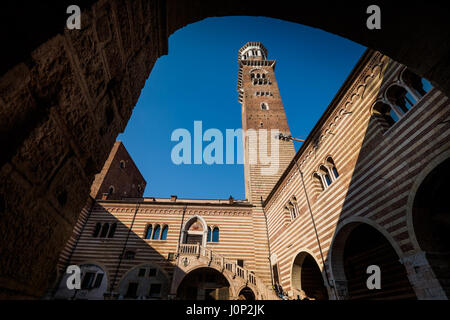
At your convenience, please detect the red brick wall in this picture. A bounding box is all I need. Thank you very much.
[90,141,146,200]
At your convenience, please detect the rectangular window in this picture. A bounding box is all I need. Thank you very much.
[148,268,157,277]
[149,283,162,298]
[237,259,244,268]
[92,273,104,288]
[125,282,138,298]
[138,268,146,277]
[81,272,96,290]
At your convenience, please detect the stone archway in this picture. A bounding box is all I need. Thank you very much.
[116,263,169,300]
[238,286,255,300]
[330,221,416,300]
[1,0,450,299]
[411,158,450,298]
[291,251,328,300]
[176,267,231,300]
[3,1,450,95]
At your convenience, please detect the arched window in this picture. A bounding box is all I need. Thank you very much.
[401,69,433,98]
[152,225,161,240]
[93,223,101,237]
[320,165,332,187]
[372,100,397,126]
[332,166,339,179]
[294,203,300,218]
[261,103,268,110]
[107,223,117,238]
[108,186,114,195]
[284,206,290,219]
[256,73,260,78]
[313,172,325,192]
[119,160,125,169]
[100,223,109,238]
[161,225,168,240]
[145,225,153,239]
[326,157,339,180]
[207,227,212,242]
[212,227,219,242]
[292,197,300,218]
[262,73,265,79]
[287,201,296,220]
[386,84,416,114]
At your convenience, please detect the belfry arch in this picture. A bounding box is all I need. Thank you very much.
[1,0,450,298]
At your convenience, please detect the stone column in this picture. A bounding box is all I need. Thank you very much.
[400,251,448,300]
[332,280,349,300]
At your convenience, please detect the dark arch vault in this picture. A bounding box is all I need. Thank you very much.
[1,0,450,298]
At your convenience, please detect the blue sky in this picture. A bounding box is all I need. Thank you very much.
[117,16,366,200]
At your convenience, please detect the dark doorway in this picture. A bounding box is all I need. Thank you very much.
[343,224,416,300]
[412,158,450,298]
[292,252,328,300]
[177,268,230,300]
[238,287,255,300]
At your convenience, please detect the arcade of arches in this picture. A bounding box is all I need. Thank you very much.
[0,0,450,299]
[176,268,230,300]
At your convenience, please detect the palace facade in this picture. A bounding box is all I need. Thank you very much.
[52,43,450,300]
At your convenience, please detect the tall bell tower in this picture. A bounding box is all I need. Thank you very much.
[237,42,296,286]
[237,42,296,204]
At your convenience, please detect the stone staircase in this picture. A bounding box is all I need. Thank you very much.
[177,243,279,300]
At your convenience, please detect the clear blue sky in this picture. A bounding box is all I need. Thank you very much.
[117,16,366,200]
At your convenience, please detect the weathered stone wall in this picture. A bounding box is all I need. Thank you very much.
[0,0,167,298]
[1,0,450,299]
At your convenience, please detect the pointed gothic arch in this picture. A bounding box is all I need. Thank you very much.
[182,215,208,247]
